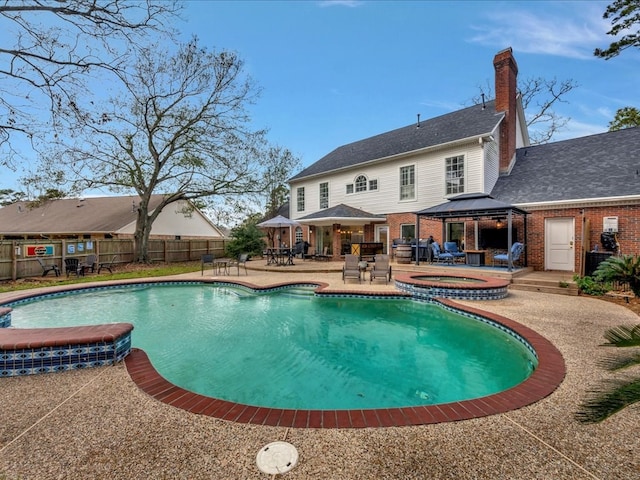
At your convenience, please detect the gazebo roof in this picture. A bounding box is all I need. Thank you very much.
[415,193,528,219]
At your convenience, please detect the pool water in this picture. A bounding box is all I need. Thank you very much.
[10,284,537,410]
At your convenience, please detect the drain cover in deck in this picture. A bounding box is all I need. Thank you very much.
[256,441,299,474]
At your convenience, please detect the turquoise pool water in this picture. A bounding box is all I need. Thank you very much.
[10,284,537,410]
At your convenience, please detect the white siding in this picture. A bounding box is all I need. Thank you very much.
[290,141,487,219]
[117,200,223,237]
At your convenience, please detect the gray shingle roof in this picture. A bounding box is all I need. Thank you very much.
[290,101,504,181]
[0,195,166,235]
[297,203,385,221]
[491,127,640,204]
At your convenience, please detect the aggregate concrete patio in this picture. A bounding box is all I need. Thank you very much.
[1,266,638,479]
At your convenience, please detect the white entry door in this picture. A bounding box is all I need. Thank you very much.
[545,217,575,271]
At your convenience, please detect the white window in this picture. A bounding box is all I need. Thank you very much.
[346,184,354,194]
[400,165,415,200]
[355,175,367,192]
[319,182,328,209]
[296,187,305,212]
[369,179,378,191]
[446,155,464,195]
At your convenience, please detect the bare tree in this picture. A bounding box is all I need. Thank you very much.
[471,76,578,145]
[0,0,179,167]
[31,38,267,262]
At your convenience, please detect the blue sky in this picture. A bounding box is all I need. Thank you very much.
[2,0,638,192]
[178,0,638,169]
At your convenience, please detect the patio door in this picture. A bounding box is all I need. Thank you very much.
[545,217,575,271]
[375,225,389,255]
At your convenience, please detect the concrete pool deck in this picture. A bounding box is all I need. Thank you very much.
[1,267,639,479]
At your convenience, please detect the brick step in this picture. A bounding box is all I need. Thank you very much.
[509,283,579,296]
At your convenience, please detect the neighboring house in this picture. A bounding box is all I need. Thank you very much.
[288,47,640,272]
[0,195,225,240]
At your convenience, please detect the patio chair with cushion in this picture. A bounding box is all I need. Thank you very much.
[444,242,466,263]
[370,254,392,284]
[37,257,60,277]
[431,242,454,264]
[342,254,361,283]
[493,242,524,268]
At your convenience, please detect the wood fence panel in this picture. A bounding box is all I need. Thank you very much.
[0,238,227,281]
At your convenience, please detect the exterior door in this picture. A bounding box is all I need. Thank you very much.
[545,217,575,271]
[375,225,389,255]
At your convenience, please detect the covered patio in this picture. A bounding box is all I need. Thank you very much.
[415,193,529,271]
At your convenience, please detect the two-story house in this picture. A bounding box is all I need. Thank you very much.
[288,47,640,273]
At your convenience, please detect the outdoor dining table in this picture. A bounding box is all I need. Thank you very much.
[266,248,294,266]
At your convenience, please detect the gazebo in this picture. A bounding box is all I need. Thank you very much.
[415,193,529,271]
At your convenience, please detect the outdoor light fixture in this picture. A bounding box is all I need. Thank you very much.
[495,218,504,229]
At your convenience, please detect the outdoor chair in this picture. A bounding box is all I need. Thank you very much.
[431,242,454,264]
[201,254,215,275]
[444,242,466,262]
[314,246,330,261]
[493,242,524,268]
[228,253,248,275]
[37,257,60,277]
[370,254,392,284]
[83,254,97,273]
[97,255,118,274]
[64,258,82,277]
[342,254,361,283]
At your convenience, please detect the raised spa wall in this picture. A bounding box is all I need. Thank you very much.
[394,273,510,300]
[0,306,132,377]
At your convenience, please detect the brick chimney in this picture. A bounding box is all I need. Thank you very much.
[493,47,518,174]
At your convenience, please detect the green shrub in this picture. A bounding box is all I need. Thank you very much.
[594,255,640,298]
[572,274,609,296]
[224,221,266,259]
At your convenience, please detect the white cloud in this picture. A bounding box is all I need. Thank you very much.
[317,0,363,7]
[469,4,610,60]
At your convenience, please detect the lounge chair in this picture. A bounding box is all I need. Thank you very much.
[444,242,466,262]
[314,246,330,261]
[493,242,524,268]
[201,254,214,275]
[98,255,118,274]
[370,254,392,284]
[64,258,82,277]
[228,253,248,275]
[37,257,60,277]
[431,242,454,264]
[342,254,361,283]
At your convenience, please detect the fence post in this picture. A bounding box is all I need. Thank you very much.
[12,241,18,281]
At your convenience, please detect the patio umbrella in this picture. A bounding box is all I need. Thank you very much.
[257,215,300,247]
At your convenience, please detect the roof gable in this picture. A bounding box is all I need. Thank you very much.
[290,101,504,181]
[491,127,640,204]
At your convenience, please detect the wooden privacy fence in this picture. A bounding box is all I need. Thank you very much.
[0,239,227,281]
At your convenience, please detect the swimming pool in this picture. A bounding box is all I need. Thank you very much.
[9,282,536,410]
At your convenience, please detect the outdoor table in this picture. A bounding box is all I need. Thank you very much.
[213,258,231,275]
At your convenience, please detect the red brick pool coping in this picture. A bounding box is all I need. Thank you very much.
[123,280,566,428]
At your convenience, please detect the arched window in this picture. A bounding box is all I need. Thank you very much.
[355,175,367,192]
